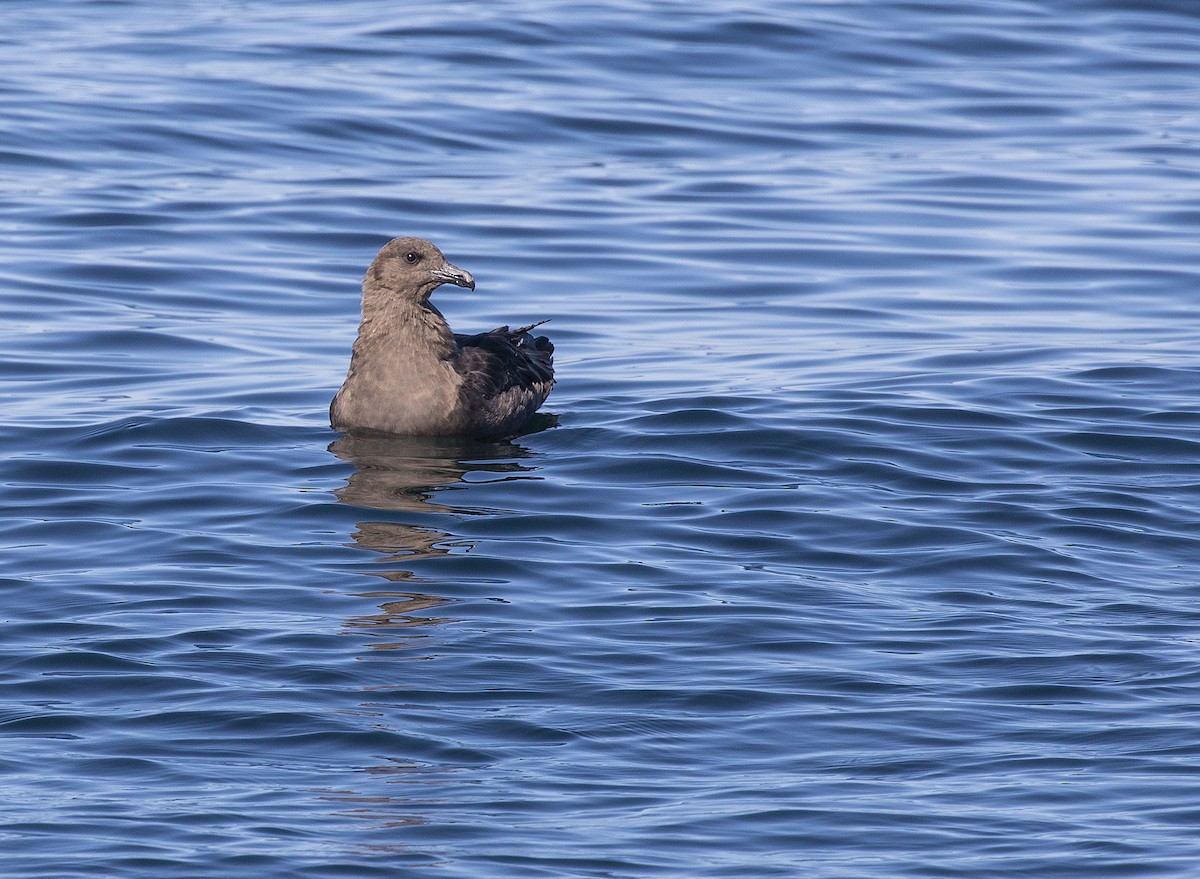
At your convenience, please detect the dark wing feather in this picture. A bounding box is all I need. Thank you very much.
[452,324,555,406]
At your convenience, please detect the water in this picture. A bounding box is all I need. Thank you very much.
[3,1,1200,876]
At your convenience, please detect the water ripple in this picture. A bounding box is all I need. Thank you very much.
[2,0,1200,877]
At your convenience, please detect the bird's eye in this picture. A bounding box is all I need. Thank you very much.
[404,251,421,264]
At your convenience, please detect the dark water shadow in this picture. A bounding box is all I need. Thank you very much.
[327,420,553,647]
[319,427,562,832]
[329,428,546,515]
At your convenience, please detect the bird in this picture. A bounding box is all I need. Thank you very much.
[330,237,554,438]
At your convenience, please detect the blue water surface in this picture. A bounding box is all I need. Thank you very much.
[3,1,1200,877]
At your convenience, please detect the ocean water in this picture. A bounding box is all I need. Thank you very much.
[3,1,1200,876]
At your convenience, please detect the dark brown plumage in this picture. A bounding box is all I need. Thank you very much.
[330,237,554,438]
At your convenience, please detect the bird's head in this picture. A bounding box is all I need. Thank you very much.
[365,236,476,302]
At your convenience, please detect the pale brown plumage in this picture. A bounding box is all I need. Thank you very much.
[330,237,554,438]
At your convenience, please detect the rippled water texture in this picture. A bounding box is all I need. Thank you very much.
[3,1,1200,876]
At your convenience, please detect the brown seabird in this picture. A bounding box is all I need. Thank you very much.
[330,237,554,438]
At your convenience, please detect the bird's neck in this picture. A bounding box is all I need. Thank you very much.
[354,296,456,364]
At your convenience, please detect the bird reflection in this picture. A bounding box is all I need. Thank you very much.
[329,426,549,515]
[322,422,555,831]
[333,432,488,514]
[328,422,552,647]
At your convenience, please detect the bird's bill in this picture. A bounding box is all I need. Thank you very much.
[432,263,476,290]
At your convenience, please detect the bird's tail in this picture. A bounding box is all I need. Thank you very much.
[512,319,550,335]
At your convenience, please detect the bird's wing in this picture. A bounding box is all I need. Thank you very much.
[452,324,555,403]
